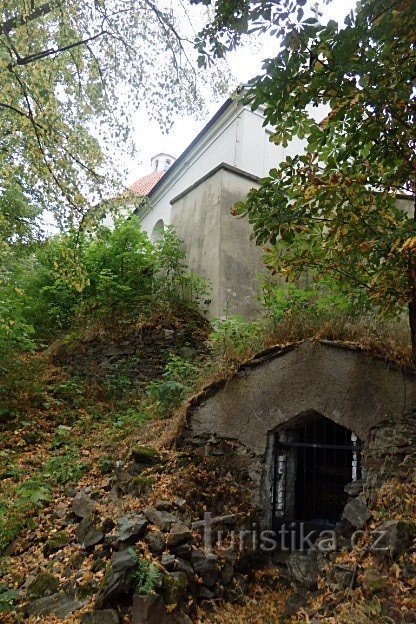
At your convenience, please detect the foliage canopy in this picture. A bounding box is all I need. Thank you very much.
[0,0,228,224]
[196,0,416,354]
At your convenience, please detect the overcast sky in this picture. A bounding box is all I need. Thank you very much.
[125,0,357,186]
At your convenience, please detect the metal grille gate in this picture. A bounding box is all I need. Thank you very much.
[272,414,362,545]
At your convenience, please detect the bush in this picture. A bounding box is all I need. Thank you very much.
[208,316,263,365]
[147,354,199,416]
[154,226,211,310]
[23,218,210,340]
[260,279,355,325]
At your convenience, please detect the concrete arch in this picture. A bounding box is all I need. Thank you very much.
[182,340,416,527]
[184,340,416,456]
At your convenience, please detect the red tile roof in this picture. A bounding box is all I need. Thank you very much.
[130,170,165,196]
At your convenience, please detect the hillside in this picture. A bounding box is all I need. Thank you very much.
[1,216,416,623]
[1,303,416,623]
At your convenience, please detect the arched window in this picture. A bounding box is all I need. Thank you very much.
[151,219,165,243]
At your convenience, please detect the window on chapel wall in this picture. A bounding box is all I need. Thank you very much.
[151,219,165,243]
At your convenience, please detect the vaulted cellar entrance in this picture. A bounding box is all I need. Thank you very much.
[272,411,362,547]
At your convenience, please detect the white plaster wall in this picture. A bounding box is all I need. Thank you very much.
[140,100,243,237]
[140,101,306,238]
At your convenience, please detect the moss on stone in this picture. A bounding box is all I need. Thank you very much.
[127,475,156,497]
[43,530,71,556]
[131,446,160,465]
[27,572,60,599]
[363,569,387,593]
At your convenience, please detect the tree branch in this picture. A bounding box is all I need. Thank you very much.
[8,30,108,67]
[0,1,60,36]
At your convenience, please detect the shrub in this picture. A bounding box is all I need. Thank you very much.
[154,226,211,310]
[208,316,263,365]
[147,354,199,416]
[23,218,210,341]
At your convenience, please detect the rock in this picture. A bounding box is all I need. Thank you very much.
[191,550,218,588]
[173,497,187,511]
[82,527,104,548]
[114,467,133,492]
[43,531,71,556]
[170,542,192,560]
[373,520,415,559]
[155,499,173,511]
[281,591,306,620]
[76,518,104,548]
[342,497,371,529]
[53,502,67,519]
[175,558,194,582]
[102,517,116,534]
[344,479,365,497]
[162,571,188,604]
[131,593,168,624]
[327,564,354,589]
[82,610,120,624]
[131,446,160,465]
[26,591,87,618]
[166,523,192,549]
[95,550,137,608]
[145,531,165,555]
[172,614,193,624]
[125,462,144,477]
[117,515,148,544]
[198,586,215,599]
[127,476,155,497]
[72,491,97,519]
[363,568,388,593]
[287,552,319,590]
[161,553,176,571]
[220,561,234,586]
[27,572,60,599]
[144,508,180,532]
[402,562,416,581]
[107,486,119,501]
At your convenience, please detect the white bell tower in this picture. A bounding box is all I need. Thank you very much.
[151,153,176,172]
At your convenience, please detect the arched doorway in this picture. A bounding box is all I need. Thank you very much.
[272,411,362,546]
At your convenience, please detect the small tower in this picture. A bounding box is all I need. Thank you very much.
[151,153,176,172]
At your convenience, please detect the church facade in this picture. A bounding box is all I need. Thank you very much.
[131,96,413,319]
[132,95,304,319]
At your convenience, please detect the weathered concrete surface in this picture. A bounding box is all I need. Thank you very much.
[171,166,268,319]
[184,341,416,452]
[182,341,416,528]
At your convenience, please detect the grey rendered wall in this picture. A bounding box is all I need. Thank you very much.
[185,341,416,454]
[170,171,222,318]
[218,169,268,318]
[171,167,267,319]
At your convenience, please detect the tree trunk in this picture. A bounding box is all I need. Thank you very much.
[409,193,416,364]
[409,299,416,364]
